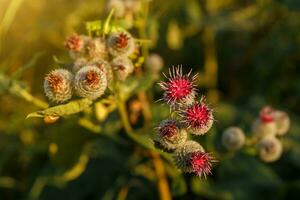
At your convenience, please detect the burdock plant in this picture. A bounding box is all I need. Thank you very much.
[154,65,217,178]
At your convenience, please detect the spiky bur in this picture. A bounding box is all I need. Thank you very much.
[64,34,85,52]
[74,66,107,100]
[158,66,197,109]
[257,135,282,163]
[74,59,114,85]
[174,141,217,178]
[155,119,188,151]
[110,56,134,81]
[85,37,108,60]
[181,100,214,135]
[107,31,135,57]
[64,34,88,59]
[90,59,114,85]
[273,110,290,136]
[65,35,107,60]
[43,69,73,103]
[222,127,245,151]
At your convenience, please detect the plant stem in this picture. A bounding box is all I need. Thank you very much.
[151,151,172,200]
[10,82,48,109]
[116,96,172,200]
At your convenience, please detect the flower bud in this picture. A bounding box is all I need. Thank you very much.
[252,118,277,139]
[145,53,164,72]
[89,59,114,85]
[110,56,134,81]
[222,127,245,151]
[174,141,216,177]
[273,111,290,136]
[64,34,85,52]
[107,31,135,57]
[44,69,73,103]
[74,66,107,100]
[257,136,282,163]
[158,66,197,108]
[181,101,214,135]
[155,119,187,151]
[64,34,89,59]
[174,141,204,173]
[85,37,108,60]
[145,53,164,80]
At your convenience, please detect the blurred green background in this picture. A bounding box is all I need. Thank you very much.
[0,0,300,199]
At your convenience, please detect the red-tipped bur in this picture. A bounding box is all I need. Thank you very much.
[182,101,214,135]
[252,106,277,138]
[190,151,215,178]
[259,106,275,123]
[174,141,216,178]
[158,66,197,108]
[155,119,187,151]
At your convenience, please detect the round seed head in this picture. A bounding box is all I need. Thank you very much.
[107,31,135,57]
[252,118,277,139]
[181,101,214,135]
[110,56,134,81]
[145,53,164,79]
[158,66,197,108]
[74,66,107,100]
[155,119,188,151]
[44,69,73,103]
[64,33,85,52]
[174,141,216,178]
[88,59,114,85]
[259,106,275,123]
[85,37,108,60]
[174,141,204,173]
[257,135,282,163]
[65,34,89,59]
[273,111,290,136]
[222,127,245,151]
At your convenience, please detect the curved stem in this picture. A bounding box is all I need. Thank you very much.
[116,97,172,200]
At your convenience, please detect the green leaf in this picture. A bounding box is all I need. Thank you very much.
[26,98,93,119]
[103,8,115,35]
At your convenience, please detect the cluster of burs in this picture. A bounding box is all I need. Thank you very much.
[222,106,290,163]
[43,30,137,103]
[154,66,217,178]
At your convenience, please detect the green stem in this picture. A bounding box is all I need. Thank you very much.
[10,82,48,109]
